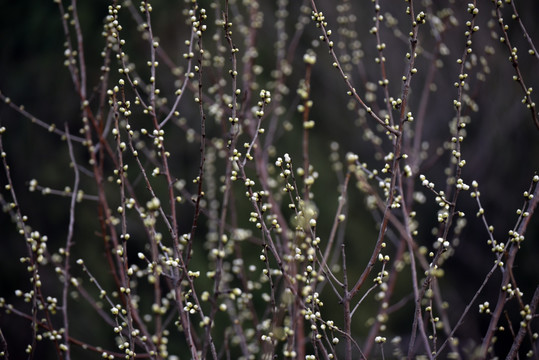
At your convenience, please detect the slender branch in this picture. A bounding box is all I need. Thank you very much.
[61,124,80,360]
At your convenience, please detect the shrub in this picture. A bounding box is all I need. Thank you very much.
[1,0,538,359]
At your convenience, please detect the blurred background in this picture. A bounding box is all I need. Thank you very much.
[1,0,538,358]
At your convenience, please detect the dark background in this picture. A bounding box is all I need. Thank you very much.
[1,0,538,358]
